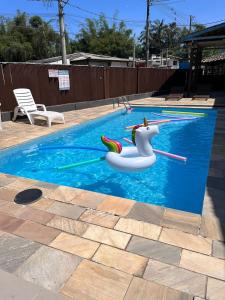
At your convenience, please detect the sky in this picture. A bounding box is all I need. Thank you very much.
[1,0,225,38]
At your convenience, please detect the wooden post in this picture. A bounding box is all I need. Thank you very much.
[146,0,151,67]
[187,45,194,97]
[103,68,109,99]
[58,0,67,65]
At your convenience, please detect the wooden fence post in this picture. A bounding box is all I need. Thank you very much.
[103,67,109,99]
[136,67,139,94]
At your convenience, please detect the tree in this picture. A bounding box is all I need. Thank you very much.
[71,15,134,58]
[0,11,61,62]
[137,19,207,60]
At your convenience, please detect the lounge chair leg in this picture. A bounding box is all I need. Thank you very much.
[12,107,19,121]
[27,113,34,125]
[47,118,52,127]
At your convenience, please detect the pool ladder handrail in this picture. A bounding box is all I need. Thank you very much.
[120,96,131,110]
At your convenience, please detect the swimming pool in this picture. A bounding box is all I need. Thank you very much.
[0,107,217,214]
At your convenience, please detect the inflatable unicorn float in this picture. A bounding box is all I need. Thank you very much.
[38,118,187,172]
[101,119,159,172]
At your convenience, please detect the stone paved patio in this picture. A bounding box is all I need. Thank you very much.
[0,99,224,299]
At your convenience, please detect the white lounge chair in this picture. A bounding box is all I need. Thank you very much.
[13,88,65,127]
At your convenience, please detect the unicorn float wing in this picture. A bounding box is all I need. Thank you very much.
[101,125,159,172]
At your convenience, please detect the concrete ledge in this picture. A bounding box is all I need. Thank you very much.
[1,91,155,122]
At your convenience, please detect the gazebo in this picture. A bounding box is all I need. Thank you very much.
[183,22,225,95]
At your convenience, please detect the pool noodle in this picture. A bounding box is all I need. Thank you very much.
[148,120,171,124]
[162,110,206,117]
[153,149,187,162]
[148,117,200,122]
[152,112,199,119]
[39,146,107,153]
[126,116,198,130]
[57,156,105,170]
[126,119,171,129]
[123,138,187,162]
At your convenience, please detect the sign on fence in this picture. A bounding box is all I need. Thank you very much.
[48,69,70,90]
[48,69,59,78]
[58,70,70,91]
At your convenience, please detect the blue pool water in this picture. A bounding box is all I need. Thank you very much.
[0,107,217,214]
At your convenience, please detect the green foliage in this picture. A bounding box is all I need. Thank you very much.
[0,11,61,62]
[0,11,215,63]
[138,20,206,59]
[71,15,134,58]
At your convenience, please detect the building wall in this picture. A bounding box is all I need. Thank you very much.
[50,59,129,68]
[111,61,128,67]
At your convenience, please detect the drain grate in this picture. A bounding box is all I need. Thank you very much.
[14,189,43,205]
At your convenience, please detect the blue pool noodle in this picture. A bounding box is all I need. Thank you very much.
[38,146,107,153]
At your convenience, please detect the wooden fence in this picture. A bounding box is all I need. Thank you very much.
[0,63,187,112]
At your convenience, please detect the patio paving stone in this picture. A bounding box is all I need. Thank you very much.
[159,228,212,255]
[207,176,225,190]
[71,190,107,209]
[0,173,17,187]
[162,209,201,234]
[202,199,225,219]
[212,240,225,260]
[144,259,207,298]
[16,206,55,224]
[13,220,60,244]
[127,202,164,225]
[0,212,24,233]
[0,187,18,202]
[15,245,81,291]
[200,215,225,241]
[83,224,131,249]
[79,209,119,228]
[61,259,132,300]
[0,232,41,272]
[115,217,161,240]
[29,197,55,210]
[180,250,225,280]
[206,277,225,300]
[208,167,225,179]
[50,232,99,258]
[47,201,85,220]
[6,177,38,191]
[0,269,60,300]
[48,186,83,203]
[93,244,148,276]
[34,181,59,190]
[0,199,24,216]
[97,196,135,216]
[34,289,68,300]
[124,277,193,300]
[47,215,89,236]
[127,236,181,265]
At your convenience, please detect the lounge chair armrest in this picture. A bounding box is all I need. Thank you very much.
[36,104,47,111]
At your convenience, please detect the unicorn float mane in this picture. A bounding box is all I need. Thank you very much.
[132,118,148,145]
[101,136,122,153]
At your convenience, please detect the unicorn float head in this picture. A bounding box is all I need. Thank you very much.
[101,119,159,172]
